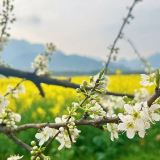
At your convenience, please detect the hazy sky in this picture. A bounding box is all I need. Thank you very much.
[7,0,160,60]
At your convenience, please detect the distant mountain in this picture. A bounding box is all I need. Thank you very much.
[1,39,104,72]
[1,39,160,73]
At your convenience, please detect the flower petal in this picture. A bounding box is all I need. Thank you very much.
[151,113,160,121]
[124,104,133,114]
[35,133,43,139]
[127,129,135,139]
[118,123,126,130]
[55,117,61,123]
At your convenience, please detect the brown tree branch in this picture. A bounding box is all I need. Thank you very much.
[3,116,119,133]
[0,126,32,151]
[6,133,32,152]
[0,66,134,98]
[0,127,44,160]
[147,88,160,106]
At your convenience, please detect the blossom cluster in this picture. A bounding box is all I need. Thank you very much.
[134,88,150,102]
[31,43,55,76]
[140,73,155,86]
[34,116,81,151]
[31,54,49,76]
[6,85,25,98]
[0,84,25,129]
[117,102,160,139]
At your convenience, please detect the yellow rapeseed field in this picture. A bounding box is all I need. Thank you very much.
[0,75,155,122]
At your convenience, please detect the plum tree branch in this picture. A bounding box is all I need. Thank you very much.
[6,133,32,152]
[0,126,32,151]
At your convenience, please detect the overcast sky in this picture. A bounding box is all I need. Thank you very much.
[8,0,160,60]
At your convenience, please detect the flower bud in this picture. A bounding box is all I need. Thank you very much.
[10,118,14,121]
[31,150,36,155]
[59,127,64,132]
[33,146,38,150]
[89,76,94,83]
[14,125,18,129]
[80,85,85,90]
[72,102,79,109]
[62,115,68,119]
[77,94,81,98]
[100,89,106,94]
[3,119,7,123]
[11,121,15,126]
[41,147,46,152]
[8,113,12,116]
[76,88,81,93]
[36,157,40,160]
[6,109,11,113]
[6,124,11,128]
[31,156,35,160]
[6,121,11,125]
[31,141,36,146]
[82,80,87,86]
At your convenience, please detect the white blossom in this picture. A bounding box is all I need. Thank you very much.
[0,109,7,123]
[134,88,150,102]
[35,126,58,146]
[72,102,79,109]
[55,116,81,150]
[19,85,25,94]
[100,95,124,115]
[118,114,145,139]
[90,74,110,89]
[141,102,160,123]
[90,103,106,119]
[12,89,19,98]
[107,114,119,141]
[7,85,26,98]
[31,54,49,76]
[7,155,23,160]
[124,103,143,121]
[13,113,21,122]
[140,73,155,86]
[0,94,10,109]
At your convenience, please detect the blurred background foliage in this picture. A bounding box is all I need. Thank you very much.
[0,75,160,160]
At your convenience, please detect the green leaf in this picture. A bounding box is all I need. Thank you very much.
[156,69,159,88]
[99,69,105,79]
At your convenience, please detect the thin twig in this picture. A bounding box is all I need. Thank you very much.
[104,0,138,74]
[66,126,73,143]
[32,131,60,160]
[123,37,152,72]
[4,78,25,97]
[0,0,10,40]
